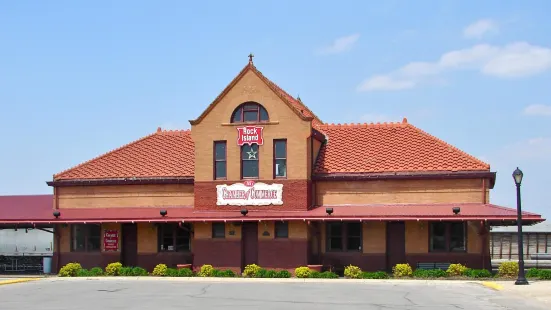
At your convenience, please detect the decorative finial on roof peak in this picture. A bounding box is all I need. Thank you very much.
[157,127,162,133]
[248,53,254,64]
[402,117,408,124]
[297,94,301,101]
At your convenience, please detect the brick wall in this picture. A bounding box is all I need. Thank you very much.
[316,179,486,205]
[56,184,194,208]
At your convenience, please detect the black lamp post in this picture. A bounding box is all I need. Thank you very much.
[513,167,528,285]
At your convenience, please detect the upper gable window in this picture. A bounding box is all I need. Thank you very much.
[231,102,269,123]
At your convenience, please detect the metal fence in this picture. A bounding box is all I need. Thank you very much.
[490,232,551,269]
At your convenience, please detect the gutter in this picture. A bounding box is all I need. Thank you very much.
[312,171,497,188]
[47,177,194,187]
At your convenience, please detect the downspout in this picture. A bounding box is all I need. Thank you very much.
[310,136,315,208]
[482,179,487,203]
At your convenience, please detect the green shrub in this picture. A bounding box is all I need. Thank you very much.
[243,264,262,277]
[344,265,362,279]
[131,267,148,276]
[165,268,179,277]
[213,269,236,277]
[264,270,277,278]
[498,261,519,277]
[152,264,168,276]
[463,269,492,278]
[320,271,338,279]
[538,270,551,280]
[274,270,291,278]
[105,262,123,276]
[392,263,413,277]
[413,269,447,278]
[254,268,268,278]
[58,262,82,277]
[361,271,389,279]
[446,263,468,276]
[177,268,194,277]
[295,266,311,278]
[309,271,338,279]
[526,268,540,278]
[198,264,215,277]
[119,267,134,276]
[89,267,104,276]
[76,269,91,277]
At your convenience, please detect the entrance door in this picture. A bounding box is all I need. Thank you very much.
[386,221,406,272]
[122,223,138,267]
[241,222,258,270]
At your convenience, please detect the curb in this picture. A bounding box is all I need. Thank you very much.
[481,281,504,290]
[50,277,486,285]
[0,278,41,286]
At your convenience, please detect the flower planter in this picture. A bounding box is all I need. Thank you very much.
[176,264,192,270]
[308,265,323,272]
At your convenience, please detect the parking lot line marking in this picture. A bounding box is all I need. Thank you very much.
[0,278,41,286]
[481,281,503,290]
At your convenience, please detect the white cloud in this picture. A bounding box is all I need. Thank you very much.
[482,43,551,77]
[358,42,551,91]
[318,34,360,55]
[357,75,415,91]
[463,19,499,39]
[524,104,551,116]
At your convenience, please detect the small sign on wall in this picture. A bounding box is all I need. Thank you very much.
[103,230,119,251]
[216,181,283,206]
[236,126,264,146]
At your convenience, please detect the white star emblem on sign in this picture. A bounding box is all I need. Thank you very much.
[247,149,257,159]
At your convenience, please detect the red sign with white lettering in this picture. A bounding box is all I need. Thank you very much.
[103,230,119,251]
[236,126,264,146]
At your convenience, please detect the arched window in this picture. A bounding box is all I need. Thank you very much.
[231,102,269,123]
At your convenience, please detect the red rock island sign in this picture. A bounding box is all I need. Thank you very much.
[216,181,283,206]
[236,126,264,146]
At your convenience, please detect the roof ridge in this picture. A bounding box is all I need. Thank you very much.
[155,127,192,134]
[405,123,490,170]
[319,118,408,128]
[53,129,162,180]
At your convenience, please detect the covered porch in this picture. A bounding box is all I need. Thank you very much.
[3,202,542,274]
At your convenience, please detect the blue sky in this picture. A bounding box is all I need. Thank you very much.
[1,1,550,218]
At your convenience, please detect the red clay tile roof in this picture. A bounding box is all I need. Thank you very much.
[0,195,53,223]
[314,119,490,174]
[54,129,194,180]
[190,61,324,127]
[3,203,542,224]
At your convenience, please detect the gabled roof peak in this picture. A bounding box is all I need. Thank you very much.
[190,56,323,126]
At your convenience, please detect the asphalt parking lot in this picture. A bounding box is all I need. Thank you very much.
[0,278,548,310]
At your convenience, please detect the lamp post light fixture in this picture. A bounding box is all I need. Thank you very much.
[513,167,528,285]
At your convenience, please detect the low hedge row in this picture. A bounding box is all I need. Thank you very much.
[526,268,551,280]
[59,262,551,280]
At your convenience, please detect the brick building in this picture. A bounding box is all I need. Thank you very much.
[1,57,544,274]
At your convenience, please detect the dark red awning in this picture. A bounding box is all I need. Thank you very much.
[1,198,543,225]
